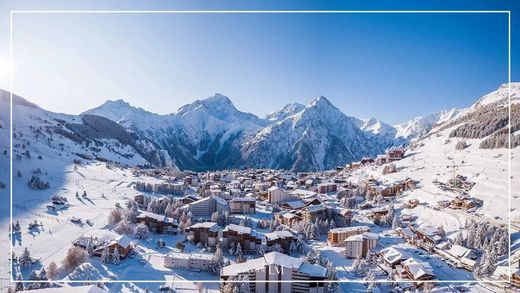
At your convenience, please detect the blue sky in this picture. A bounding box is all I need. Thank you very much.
[0,0,519,124]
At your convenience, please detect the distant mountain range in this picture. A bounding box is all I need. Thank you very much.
[2,83,517,172]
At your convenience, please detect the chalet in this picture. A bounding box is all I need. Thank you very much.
[375,154,387,165]
[403,199,419,209]
[450,196,482,210]
[436,244,477,271]
[386,147,405,161]
[136,211,178,234]
[229,197,256,214]
[134,194,151,207]
[412,227,443,251]
[379,247,408,270]
[399,214,414,227]
[396,227,415,244]
[401,258,436,281]
[264,230,295,252]
[369,206,389,219]
[221,224,262,252]
[279,200,306,210]
[188,222,220,247]
[275,210,303,226]
[303,204,327,222]
[93,235,133,258]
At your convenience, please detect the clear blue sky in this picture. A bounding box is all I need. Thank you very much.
[0,0,518,124]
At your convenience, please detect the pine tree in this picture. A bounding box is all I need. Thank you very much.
[235,243,244,263]
[454,232,465,246]
[329,219,336,229]
[38,267,49,288]
[111,248,121,265]
[101,246,111,263]
[497,233,508,256]
[209,244,224,274]
[134,223,150,239]
[19,247,32,267]
[26,270,40,290]
[86,238,94,257]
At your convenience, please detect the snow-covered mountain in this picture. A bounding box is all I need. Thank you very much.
[241,96,399,171]
[7,83,518,172]
[86,93,268,171]
[0,89,174,169]
[265,103,305,123]
[393,108,461,140]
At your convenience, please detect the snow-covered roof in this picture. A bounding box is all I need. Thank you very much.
[190,222,218,229]
[264,230,294,240]
[381,247,407,265]
[345,234,363,242]
[299,262,328,278]
[223,224,252,235]
[222,252,327,278]
[363,232,379,240]
[306,204,326,213]
[137,210,176,224]
[329,226,370,234]
[402,257,435,279]
[282,200,305,209]
[111,234,132,249]
[167,252,213,260]
[447,244,471,259]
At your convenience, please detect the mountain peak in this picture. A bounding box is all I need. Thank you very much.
[203,93,233,105]
[102,99,132,108]
[309,96,333,108]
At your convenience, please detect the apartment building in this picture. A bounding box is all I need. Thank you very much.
[344,232,379,258]
[327,226,371,247]
[188,222,220,247]
[185,195,228,218]
[221,252,328,293]
[164,252,212,271]
[229,197,256,214]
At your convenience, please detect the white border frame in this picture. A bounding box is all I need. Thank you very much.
[9,10,512,286]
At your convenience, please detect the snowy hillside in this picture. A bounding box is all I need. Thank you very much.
[393,108,461,140]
